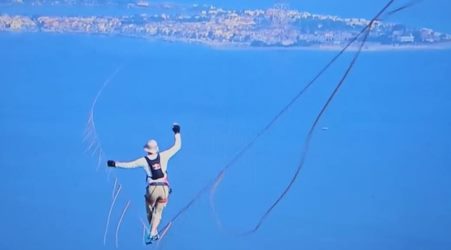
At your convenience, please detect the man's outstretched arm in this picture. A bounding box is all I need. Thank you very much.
[107,157,146,169]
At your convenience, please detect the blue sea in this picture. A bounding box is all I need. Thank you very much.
[1,23,451,250]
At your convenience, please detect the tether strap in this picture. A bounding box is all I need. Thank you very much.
[148,182,169,186]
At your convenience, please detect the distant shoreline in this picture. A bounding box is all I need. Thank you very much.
[2,30,451,52]
[204,41,451,51]
[148,36,451,51]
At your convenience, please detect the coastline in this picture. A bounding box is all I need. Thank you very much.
[2,30,451,52]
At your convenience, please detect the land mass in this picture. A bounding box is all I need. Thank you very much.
[1,0,451,50]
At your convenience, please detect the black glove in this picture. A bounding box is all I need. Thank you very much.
[107,160,116,167]
[172,124,181,134]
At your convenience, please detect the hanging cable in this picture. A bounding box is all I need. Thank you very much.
[160,0,423,240]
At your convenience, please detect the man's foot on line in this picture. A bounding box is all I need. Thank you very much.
[151,234,160,241]
[145,234,152,245]
[145,233,160,245]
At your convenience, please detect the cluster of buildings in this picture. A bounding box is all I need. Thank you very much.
[1,5,450,48]
[0,15,37,31]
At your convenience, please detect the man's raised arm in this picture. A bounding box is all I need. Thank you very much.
[165,123,182,158]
